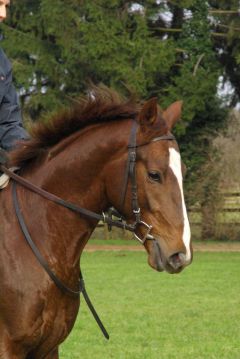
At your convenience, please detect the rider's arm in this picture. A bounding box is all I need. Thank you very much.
[0,49,29,151]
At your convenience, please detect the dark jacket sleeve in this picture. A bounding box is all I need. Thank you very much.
[0,48,29,151]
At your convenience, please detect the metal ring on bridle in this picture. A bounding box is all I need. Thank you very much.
[133,221,153,244]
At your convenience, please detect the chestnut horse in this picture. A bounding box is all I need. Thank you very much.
[0,87,192,358]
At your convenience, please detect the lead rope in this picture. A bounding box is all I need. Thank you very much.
[12,181,109,340]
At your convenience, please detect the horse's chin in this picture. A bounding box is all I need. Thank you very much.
[148,254,164,272]
[147,240,164,272]
[146,239,183,274]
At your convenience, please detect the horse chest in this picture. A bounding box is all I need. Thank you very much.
[40,292,80,342]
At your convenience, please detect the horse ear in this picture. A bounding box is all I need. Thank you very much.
[163,101,183,130]
[139,98,158,128]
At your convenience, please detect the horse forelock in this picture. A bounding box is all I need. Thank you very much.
[9,86,140,168]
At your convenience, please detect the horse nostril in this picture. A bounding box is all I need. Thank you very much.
[168,252,186,270]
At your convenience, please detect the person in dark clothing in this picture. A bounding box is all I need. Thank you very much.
[0,0,29,155]
[0,47,29,151]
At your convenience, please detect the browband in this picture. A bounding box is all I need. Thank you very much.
[128,134,176,148]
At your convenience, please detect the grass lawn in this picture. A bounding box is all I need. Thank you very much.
[60,251,240,359]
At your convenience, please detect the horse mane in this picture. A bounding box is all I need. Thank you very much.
[10,86,140,167]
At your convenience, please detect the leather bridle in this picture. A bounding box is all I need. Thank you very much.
[0,120,175,339]
[118,120,175,244]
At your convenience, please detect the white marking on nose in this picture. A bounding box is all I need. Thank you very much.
[169,147,191,263]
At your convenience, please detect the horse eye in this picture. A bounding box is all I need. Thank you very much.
[148,171,162,182]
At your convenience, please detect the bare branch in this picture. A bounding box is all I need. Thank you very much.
[211,32,228,38]
[149,27,182,32]
[149,27,229,38]
[217,23,240,32]
[193,54,205,76]
[209,10,239,14]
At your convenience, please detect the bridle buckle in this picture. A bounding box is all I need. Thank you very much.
[133,207,141,222]
[133,208,140,214]
[118,122,175,246]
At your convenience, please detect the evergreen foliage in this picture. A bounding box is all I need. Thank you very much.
[1,0,238,209]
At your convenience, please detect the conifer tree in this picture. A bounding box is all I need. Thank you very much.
[0,0,235,222]
[3,0,177,118]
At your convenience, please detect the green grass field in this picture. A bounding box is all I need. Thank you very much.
[60,251,240,359]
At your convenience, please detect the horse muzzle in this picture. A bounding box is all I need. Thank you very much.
[146,237,192,274]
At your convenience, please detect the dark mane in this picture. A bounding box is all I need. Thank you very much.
[10,86,140,167]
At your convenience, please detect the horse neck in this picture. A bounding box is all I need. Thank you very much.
[19,120,132,264]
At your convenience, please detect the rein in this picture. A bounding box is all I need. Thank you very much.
[2,165,136,232]
[0,122,175,340]
[11,179,110,340]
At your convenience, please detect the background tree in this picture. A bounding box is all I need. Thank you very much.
[1,0,238,239]
[209,0,240,106]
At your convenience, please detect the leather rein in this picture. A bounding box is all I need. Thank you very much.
[0,121,175,339]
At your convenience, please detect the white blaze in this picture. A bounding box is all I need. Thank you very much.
[169,147,191,262]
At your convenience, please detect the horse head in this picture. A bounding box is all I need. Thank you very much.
[105,98,192,274]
